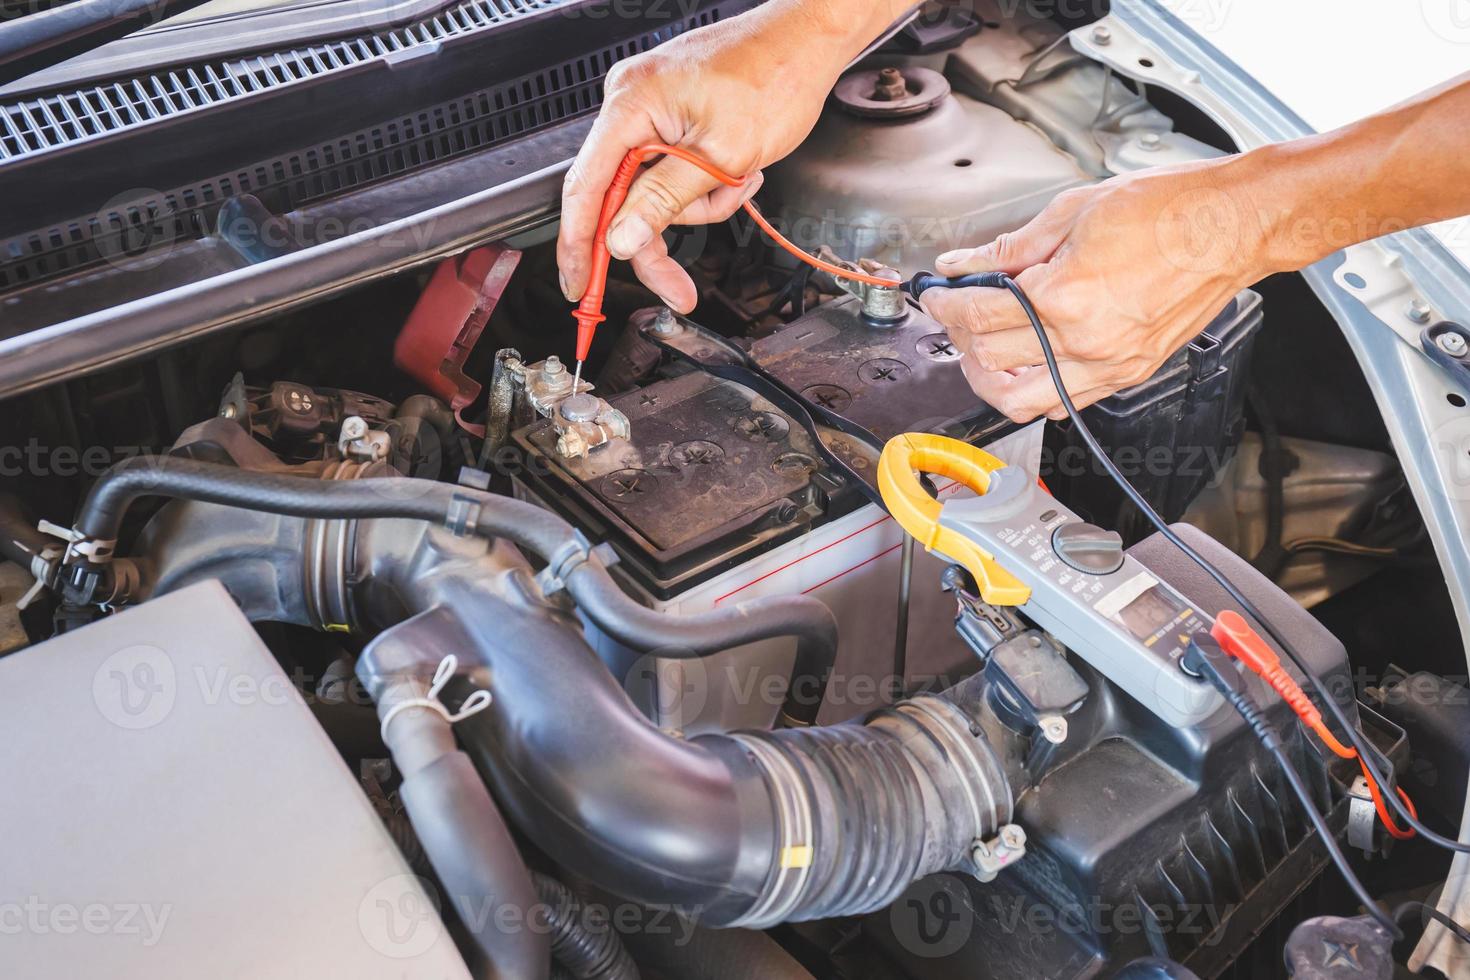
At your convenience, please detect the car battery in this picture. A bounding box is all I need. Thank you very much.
[1044,289,1265,542]
[514,299,1042,731]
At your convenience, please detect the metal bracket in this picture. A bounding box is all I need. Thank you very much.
[337,415,391,462]
[1346,774,1378,854]
[971,823,1028,883]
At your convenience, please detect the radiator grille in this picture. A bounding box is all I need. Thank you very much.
[0,7,717,290]
[0,0,570,160]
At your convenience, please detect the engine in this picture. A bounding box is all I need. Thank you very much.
[0,9,1437,980]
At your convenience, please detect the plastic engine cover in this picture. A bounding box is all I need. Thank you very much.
[0,582,469,979]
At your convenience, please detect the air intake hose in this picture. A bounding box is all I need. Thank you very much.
[357,583,1013,929]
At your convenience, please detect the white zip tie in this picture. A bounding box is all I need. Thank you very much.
[379,654,492,741]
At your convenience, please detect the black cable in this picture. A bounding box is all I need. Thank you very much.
[994,272,1470,859]
[1181,614,1395,933]
[1245,381,1290,578]
[1284,536,1400,559]
[1393,900,1470,949]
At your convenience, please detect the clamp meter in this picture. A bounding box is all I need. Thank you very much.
[878,433,1221,728]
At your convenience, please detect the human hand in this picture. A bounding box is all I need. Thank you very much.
[919,160,1272,423]
[557,0,907,313]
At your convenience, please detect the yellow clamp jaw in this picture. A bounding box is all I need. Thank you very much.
[876,432,1032,606]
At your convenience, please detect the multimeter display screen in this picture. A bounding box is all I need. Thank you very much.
[1094,571,1208,659]
[1116,586,1186,640]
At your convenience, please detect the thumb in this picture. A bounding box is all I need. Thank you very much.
[935,190,1088,275]
[607,156,723,260]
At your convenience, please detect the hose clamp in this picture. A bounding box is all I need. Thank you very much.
[723,733,816,930]
[535,533,605,596]
[37,519,115,566]
[379,654,492,742]
[444,493,483,537]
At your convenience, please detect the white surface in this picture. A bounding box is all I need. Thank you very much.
[1159,0,1470,266]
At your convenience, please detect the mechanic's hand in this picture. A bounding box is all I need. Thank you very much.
[557,0,901,313]
[919,160,1271,423]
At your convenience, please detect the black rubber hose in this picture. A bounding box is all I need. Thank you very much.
[80,456,836,723]
[562,563,836,727]
[76,455,572,556]
[378,675,551,980]
[0,493,49,568]
[532,872,639,980]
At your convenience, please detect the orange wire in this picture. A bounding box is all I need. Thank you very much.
[1308,718,1416,839]
[740,199,902,287]
[1214,611,1418,840]
[572,143,902,362]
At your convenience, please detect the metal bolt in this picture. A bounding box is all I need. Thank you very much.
[1091,24,1112,45]
[873,66,906,101]
[652,307,678,335]
[541,356,572,392]
[1038,715,1068,745]
[999,825,1027,850]
[559,392,600,422]
[1139,131,1163,151]
[1407,299,1433,324]
[1439,332,1468,358]
[341,416,368,441]
[220,404,238,419]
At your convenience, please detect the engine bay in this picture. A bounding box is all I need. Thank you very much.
[2,8,1464,980]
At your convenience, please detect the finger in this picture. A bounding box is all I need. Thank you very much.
[964,326,1046,373]
[674,170,763,225]
[935,189,1089,276]
[608,155,724,260]
[628,234,698,314]
[919,284,1030,339]
[558,108,658,300]
[961,357,1113,424]
[1040,384,1116,420]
